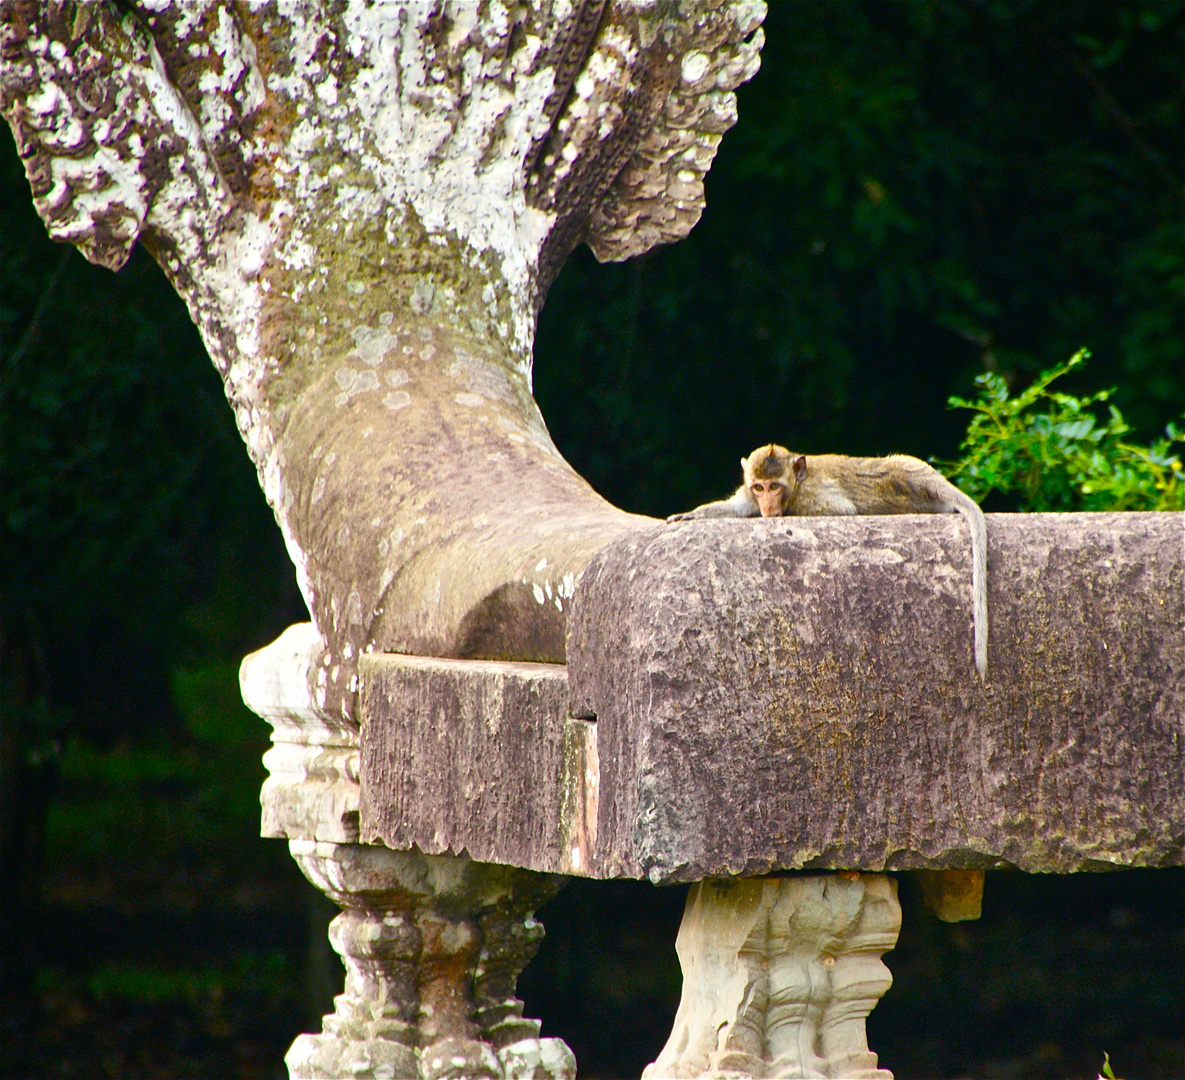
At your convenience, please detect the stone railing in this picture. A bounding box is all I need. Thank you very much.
[242,511,1183,1079]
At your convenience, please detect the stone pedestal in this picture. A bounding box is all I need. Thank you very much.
[646,874,901,1080]
[241,627,575,1080]
[286,843,574,1080]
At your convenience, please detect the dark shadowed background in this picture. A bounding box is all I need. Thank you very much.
[2,2,1182,1077]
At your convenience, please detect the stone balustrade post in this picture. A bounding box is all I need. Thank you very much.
[242,626,575,1080]
[646,874,901,1080]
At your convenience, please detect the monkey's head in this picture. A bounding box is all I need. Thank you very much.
[741,444,807,517]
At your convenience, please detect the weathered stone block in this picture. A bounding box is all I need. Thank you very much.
[567,513,1183,881]
[358,654,593,876]
[358,514,1183,883]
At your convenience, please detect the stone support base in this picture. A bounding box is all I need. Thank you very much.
[241,627,576,1078]
[646,873,901,1080]
[284,841,575,1080]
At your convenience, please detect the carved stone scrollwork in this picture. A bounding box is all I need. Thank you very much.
[646,874,901,1080]
[241,623,362,844]
[286,842,574,1080]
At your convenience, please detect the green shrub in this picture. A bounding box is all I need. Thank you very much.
[944,349,1183,512]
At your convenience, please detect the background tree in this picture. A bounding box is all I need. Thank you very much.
[2,2,1182,1078]
[536,0,1183,515]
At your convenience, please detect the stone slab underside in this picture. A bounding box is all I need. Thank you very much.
[361,513,1183,882]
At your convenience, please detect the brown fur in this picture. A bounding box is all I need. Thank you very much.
[669,444,989,678]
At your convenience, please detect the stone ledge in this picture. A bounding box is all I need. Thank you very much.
[356,513,1183,881]
[569,512,1183,881]
[358,654,593,876]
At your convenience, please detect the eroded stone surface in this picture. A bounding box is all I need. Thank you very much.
[351,514,1183,880]
[565,512,1184,880]
[242,623,361,843]
[286,842,573,1080]
[356,653,592,876]
[645,874,900,1080]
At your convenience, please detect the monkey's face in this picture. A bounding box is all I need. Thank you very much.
[750,480,787,517]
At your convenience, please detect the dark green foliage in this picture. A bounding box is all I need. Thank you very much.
[1,120,310,1078]
[2,2,1182,1076]
[536,0,1184,516]
[0,136,305,754]
[945,348,1184,511]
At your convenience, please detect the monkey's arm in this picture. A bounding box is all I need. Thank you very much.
[667,485,759,522]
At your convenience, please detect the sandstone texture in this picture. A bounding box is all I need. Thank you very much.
[566,512,1183,881]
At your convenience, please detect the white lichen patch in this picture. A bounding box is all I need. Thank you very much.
[350,323,401,366]
[446,353,519,405]
[334,366,381,406]
[325,2,563,355]
[409,279,436,315]
[681,50,711,83]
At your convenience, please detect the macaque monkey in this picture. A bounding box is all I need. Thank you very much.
[668,444,989,678]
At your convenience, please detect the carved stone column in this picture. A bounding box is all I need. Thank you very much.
[646,874,901,1080]
[287,842,573,1080]
[242,626,574,1080]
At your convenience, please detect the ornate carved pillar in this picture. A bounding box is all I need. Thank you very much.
[242,626,574,1080]
[287,842,572,1080]
[646,874,901,1080]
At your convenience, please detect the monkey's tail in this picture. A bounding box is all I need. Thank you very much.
[957,499,989,680]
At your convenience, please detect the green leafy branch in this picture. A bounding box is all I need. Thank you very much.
[943,349,1184,512]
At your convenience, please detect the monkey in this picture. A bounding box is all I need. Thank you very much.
[668,444,989,679]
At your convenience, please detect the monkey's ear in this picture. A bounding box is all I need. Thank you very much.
[740,457,747,470]
[792,455,807,482]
